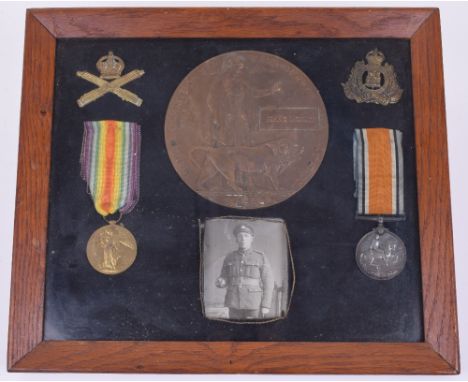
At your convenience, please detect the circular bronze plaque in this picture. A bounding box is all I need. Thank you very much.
[86,222,137,275]
[165,50,328,209]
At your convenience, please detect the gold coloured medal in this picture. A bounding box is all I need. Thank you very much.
[86,221,137,275]
[80,121,141,275]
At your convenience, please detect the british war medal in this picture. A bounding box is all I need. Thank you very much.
[80,120,141,275]
[353,128,406,280]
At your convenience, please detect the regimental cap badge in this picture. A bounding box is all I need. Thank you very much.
[96,51,125,80]
[233,224,254,237]
[76,51,144,108]
[342,49,403,106]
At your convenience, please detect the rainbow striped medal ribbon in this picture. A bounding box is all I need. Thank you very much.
[353,128,407,281]
[80,121,141,275]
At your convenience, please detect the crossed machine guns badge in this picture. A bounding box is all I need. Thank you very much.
[77,49,402,109]
[76,51,144,107]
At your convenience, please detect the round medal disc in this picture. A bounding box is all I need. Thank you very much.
[86,222,137,275]
[165,50,329,209]
[355,226,406,281]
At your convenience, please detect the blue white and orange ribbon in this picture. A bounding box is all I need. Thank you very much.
[80,120,141,216]
[353,128,404,216]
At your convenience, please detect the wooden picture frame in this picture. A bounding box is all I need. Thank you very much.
[8,8,459,374]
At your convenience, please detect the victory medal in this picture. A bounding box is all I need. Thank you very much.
[80,120,141,275]
[86,222,137,276]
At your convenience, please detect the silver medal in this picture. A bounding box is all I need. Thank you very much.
[356,222,406,281]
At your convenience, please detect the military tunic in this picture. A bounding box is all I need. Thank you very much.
[216,248,274,315]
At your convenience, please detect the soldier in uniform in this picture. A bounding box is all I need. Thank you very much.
[215,224,274,320]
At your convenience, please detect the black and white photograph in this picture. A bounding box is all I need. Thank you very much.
[201,217,292,323]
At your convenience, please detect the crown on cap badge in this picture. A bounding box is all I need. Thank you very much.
[96,51,125,80]
[342,48,403,106]
[365,49,385,66]
[76,51,145,107]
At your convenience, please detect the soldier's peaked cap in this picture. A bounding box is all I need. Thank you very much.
[233,223,254,236]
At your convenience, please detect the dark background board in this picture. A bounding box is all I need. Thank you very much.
[44,38,423,342]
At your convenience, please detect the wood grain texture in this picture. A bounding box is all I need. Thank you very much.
[7,11,56,369]
[7,7,459,374]
[31,7,433,38]
[11,341,455,374]
[411,9,460,373]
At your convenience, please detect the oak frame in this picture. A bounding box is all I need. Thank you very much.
[8,8,459,374]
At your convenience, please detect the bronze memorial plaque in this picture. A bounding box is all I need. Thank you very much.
[165,50,329,209]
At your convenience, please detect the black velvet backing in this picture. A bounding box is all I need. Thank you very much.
[44,38,423,342]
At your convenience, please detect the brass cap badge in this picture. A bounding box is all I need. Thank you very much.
[96,51,125,80]
[76,51,144,107]
[342,49,403,106]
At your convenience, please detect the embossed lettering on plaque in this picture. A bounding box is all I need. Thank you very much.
[165,50,329,209]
